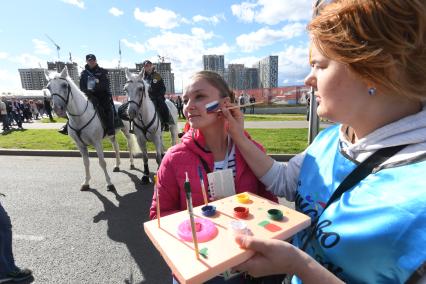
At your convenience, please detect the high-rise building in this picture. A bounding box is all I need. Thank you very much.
[136,62,175,94]
[18,68,47,90]
[244,68,259,89]
[47,61,79,86]
[203,55,225,77]
[255,56,278,88]
[226,64,245,90]
[106,68,137,97]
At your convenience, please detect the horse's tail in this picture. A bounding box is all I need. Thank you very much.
[129,133,141,155]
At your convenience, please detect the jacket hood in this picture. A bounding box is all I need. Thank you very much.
[340,104,426,164]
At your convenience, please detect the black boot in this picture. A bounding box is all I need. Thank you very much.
[58,122,68,135]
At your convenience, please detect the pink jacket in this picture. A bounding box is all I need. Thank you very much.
[149,128,278,219]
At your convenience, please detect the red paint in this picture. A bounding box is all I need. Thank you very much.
[264,223,282,232]
[233,206,249,219]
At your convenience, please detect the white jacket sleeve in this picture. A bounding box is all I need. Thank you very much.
[259,152,305,202]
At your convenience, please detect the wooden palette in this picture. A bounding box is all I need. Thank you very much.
[144,192,311,284]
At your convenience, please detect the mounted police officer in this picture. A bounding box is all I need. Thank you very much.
[142,60,170,131]
[58,54,115,136]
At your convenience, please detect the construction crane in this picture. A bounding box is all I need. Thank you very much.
[118,40,122,68]
[45,34,60,60]
[157,54,178,63]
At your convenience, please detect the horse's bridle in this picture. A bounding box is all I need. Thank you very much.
[48,77,89,117]
[126,79,145,110]
[125,79,160,138]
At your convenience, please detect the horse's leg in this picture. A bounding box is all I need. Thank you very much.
[78,145,91,191]
[121,125,136,170]
[94,142,115,191]
[152,134,163,169]
[109,135,120,172]
[169,124,178,146]
[137,136,150,184]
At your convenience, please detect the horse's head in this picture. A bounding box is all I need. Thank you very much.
[45,66,70,117]
[124,68,149,120]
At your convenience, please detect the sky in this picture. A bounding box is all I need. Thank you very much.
[0,0,314,92]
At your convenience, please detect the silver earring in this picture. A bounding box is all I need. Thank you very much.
[368,87,376,96]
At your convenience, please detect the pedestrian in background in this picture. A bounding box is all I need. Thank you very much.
[0,96,10,131]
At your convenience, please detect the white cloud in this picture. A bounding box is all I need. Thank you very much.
[228,56,262,67]
[205,43,232,55]
[109,7,124,17]
[32,39,52,55]
[134,7,184,30]
[192,14,225,25]
[0,52,8,60]
[236,22,306,52]
[121,39,145,53]
[231,2,257,23]
[231,0,311,24]
[11,53,46,68]
[0,69,21,89]
[191,28,214,40]
[61,0,85,9]
[277,44,310,85]
[143,30,230,91]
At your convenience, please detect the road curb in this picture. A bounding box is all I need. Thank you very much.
[0,149,294,162]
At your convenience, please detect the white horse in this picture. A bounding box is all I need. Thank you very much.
[45,66,137,191]
[124,69,178,183]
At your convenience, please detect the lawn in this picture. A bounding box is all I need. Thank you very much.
[0,128,309,154]
[40,114,305,123]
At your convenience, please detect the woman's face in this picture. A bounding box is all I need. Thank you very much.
[304,44,368,124]
[182,78,225,129]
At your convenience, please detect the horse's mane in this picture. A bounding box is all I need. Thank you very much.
[53,72,85,96]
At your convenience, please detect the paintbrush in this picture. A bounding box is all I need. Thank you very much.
[205,100,263,113]
[184,172,200,259]
[197,166,208,206]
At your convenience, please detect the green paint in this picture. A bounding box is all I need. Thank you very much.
[258,220,269,227]
[199,248,208,259]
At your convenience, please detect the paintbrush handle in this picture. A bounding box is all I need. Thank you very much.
[228,101,263,110]
[216,101,263,112]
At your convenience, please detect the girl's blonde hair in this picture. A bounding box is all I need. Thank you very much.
[308,0,426,100]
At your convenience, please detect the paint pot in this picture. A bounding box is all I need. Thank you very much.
[201,205,217,217]
[236,193,250,204]
[229,220,249,236]
[267,209,283,221]
[233,206,249,219]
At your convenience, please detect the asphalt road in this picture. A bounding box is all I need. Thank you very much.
[1,155,295,284]
[1,156,170,284]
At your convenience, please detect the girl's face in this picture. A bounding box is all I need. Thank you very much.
[182,78,227,129]
[304,44,368,124]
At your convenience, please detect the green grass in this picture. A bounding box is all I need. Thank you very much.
[0,128,309,154]
[40,117,68,123]
[243,114,305,121]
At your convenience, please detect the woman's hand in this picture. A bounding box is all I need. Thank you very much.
[221,103,245,144]
[233,235,300,277]
[233,235,345,284]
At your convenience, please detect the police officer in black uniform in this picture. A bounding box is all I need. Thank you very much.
[142,60,170,131]
[58,54,115,136]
